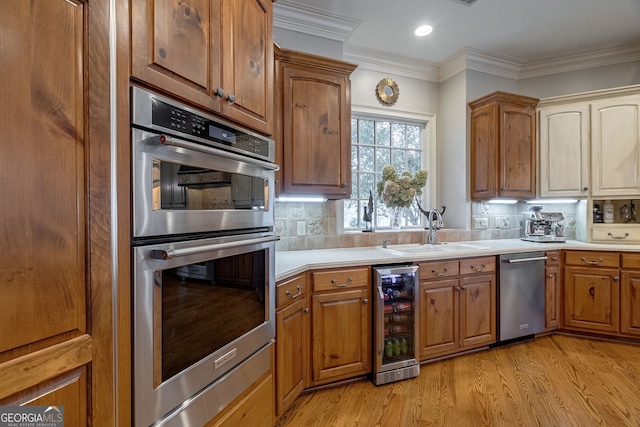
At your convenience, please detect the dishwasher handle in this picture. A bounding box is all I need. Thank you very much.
[504,256,548,264]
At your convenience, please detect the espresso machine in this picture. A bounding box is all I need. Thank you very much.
[521,207,566,242]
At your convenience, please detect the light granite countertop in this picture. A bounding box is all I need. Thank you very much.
[275,239,640,282]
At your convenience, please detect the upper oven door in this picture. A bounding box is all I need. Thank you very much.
[132,128,277,238]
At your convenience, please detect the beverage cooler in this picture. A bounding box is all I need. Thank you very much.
[372,265,420,385]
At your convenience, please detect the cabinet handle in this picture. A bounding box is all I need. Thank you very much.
[332,277,353,287]
[304,308,310,313]
[608,232,629,240]
[461,285,467,290]
[455,286,463,292]
[226,93,236,103]
[551,256,558,261]
[285,285,303,299]
[580,257,603,265]
[363,299,369,304]
[214,87,224,98]
[431,267,448,277]
[470,264,486,272]
[589,286,595,298]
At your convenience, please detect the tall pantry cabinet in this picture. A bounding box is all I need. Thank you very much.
[0,0,117,425]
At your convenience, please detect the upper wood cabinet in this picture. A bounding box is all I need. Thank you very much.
[274,46,357,199]
[591,95,640,197]
[469,92,539,200]
[131,0,274,135]
[538,103,590,197]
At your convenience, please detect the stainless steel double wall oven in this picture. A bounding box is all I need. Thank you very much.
[131,87,278,426]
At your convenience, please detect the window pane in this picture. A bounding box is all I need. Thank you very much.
[376,148,391,172]
[406,125,421,149]
[375,122,391,146]
[407,150,421,172]
[360,120,374,145]
[359,146,375,172]
[359,173,374,199]
[351,119,358,144]
[392,149,405,171]
[351,171,358,196]
[344,199,358,229]
[351,145,358,170]
[391,124,405,147]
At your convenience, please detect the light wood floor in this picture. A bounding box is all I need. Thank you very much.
[276,335,640,427]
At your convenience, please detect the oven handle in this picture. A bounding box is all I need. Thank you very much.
[151,235,280,260]
[145,134,280,171]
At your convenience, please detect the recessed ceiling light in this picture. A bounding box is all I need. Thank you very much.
[414,25,433,37]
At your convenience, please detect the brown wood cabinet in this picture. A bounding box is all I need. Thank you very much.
[274,47,357,198]
[469,92,538,200]
[563,251,620,333]
[0,0,117,424]
[418,257,496,360]
[310,267,371,385]
[620,253,640,337]
[545,251,562,330]
[275,274,310,417]
[131,0,274,135]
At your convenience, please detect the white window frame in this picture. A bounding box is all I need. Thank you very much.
[340,104,437,232]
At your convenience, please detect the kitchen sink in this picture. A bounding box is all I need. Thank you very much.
[382,242,489,256]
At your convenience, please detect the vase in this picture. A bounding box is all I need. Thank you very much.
[390,207,404,230]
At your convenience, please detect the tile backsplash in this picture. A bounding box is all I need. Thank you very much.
[274,200,577,251]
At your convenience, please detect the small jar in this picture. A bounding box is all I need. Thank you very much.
[603,200,614,224]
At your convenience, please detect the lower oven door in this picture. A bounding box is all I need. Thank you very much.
[133,232,277,427]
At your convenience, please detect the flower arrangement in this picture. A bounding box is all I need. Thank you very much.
[376,166,428,209]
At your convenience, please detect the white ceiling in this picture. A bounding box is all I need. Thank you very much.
[274,0,640,66]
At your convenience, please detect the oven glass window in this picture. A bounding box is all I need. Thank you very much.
[153,159,269,212]
[160,249,267,381]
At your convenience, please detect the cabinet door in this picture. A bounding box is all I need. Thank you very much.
[418,279,459,359]
[131,0,220,111]
[545,265,562,330]
[538,103,590,197]
[564,267,620,332]
[470,102,498,199]
[275,297,309,416]
[311,289,370,384]
[281,66,352,198]
[220,0,273,135]
[459,274,496,349]
[621,271,640,337]
[591,95,640,197]
[498,103,537,199]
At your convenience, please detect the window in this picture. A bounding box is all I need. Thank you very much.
[344,115,429,230]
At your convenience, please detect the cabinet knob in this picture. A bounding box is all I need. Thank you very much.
[614,276,620,281]
[583,187,589,191]
[226,93,236,103]
[214,87,224,98]
[304,308,310,313]
[363,299,369,304]
[548,274,554,279]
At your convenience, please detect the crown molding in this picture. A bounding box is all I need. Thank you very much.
[343,45,440,82]
[273,0,360,42]
[519,44,640,79]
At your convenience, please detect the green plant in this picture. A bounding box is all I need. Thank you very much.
[376,166,428,209]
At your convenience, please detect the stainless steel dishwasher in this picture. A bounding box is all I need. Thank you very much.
[498,252,547,342]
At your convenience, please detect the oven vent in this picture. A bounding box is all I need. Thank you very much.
[449,0,478,5]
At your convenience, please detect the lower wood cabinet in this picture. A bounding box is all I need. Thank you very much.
[545,251,562,330]
[311,268,371,385]
[620,254,640,337]
[207,372,274,427]
[564,251,620,333]
[275,274,309,417]
[418,257,496,360]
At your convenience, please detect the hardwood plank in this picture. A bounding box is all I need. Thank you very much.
[276,335,640,427]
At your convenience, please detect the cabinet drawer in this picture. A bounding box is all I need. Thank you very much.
[419,260,459,279]
[564,251,619,268]
[621,253,640,270]
[459,256,496,275]
[592,225,640,243]
[277,274,307,310]
[313,267,369,292]
[545,251,561,266]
